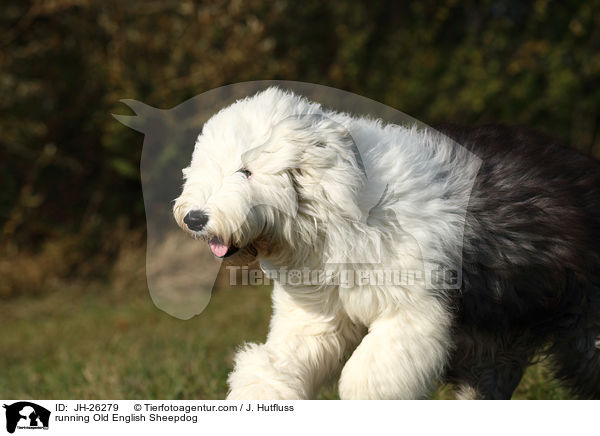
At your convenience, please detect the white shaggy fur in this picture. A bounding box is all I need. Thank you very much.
[174,88,481,399]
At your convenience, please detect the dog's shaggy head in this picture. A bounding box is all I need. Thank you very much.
[173,88,366,263]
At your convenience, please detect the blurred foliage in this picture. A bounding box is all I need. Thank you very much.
[1,0,599,287]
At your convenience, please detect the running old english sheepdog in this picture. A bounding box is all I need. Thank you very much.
[173,87,600,399]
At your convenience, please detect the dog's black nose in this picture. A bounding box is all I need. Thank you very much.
[183,209,209,231]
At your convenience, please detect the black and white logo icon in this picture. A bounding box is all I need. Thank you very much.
[3,402,50,434]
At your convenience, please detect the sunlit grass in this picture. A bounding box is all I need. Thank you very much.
[0,280,572,399]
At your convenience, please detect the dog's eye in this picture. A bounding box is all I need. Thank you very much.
[237,168,252,178]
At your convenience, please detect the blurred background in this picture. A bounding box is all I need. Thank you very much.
[1,0,599,399]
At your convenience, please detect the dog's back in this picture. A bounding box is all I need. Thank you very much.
[437,124,600,398]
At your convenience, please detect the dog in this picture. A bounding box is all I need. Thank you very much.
[173,87,600,399]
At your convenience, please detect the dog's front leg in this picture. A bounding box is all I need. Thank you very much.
[227,283,361,400]
[338,302,452,399]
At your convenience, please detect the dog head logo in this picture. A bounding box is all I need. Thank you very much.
[3,402,50,434]
[115,81,481,319]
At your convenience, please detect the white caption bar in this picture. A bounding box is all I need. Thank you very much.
[0,400,594,436]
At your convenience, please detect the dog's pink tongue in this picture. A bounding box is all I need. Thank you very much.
[209,237,229,257]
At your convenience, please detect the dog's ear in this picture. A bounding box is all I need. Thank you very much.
[292,116,367,222]
[298,115,366,180]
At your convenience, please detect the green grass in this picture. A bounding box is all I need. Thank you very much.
[0,280,571,399]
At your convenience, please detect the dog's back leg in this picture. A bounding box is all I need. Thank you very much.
[447,328,538,399]
[549,312,600,399]
[450,360,526,399]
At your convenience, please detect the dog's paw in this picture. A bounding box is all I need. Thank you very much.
[227,342,306,400]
